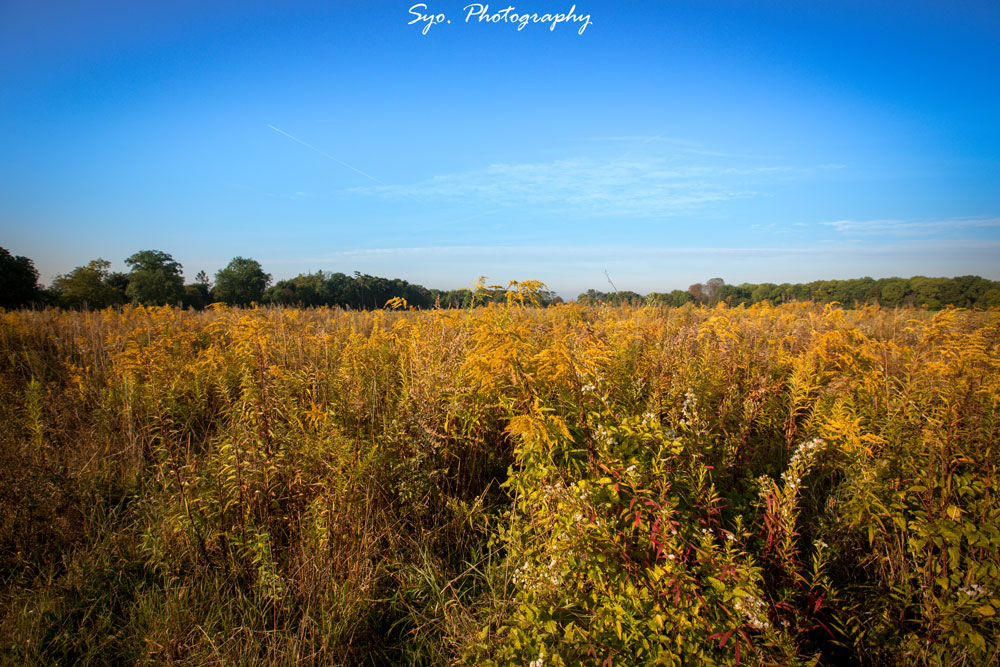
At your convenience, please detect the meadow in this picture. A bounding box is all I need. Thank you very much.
[1,293,998,665]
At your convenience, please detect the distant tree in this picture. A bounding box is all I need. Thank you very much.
[577,289,606,305]
[615,290,643,305]
[429,288,473,308]
[182,270,212,307]
[105,272,130,302]
[952,275,990,307]
[51,259,124,309]
[909,276,948,309]
[716,283,750,306]
[704,277,725,300]
[688,278,726,304]
[124,250,184,305]
[193,270,212,299]
[751,283,780,304]
[0,247,41,309]
[537,289,563,306]
[213,257,271,306]
[877,278,908,306]
[266,271,334,306]
[667,289,693,307]
[591,275,998,311]
[182,285,206,310]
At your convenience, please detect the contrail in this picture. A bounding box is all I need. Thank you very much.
[267,124,386,185]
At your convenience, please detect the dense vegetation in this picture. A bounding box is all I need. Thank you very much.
[3,246,998,310]
[1,290,997,665]
[586,275,1000,310]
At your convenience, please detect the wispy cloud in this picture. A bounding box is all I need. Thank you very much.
[576,136,779,160]
[267,124,386,185]
[822,216,1000,236]
[351,157,790,217]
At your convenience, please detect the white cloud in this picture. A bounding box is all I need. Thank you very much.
[822,216,1000,236]
[350,157,793,217]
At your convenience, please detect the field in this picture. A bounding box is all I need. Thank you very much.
[1,299,998,665]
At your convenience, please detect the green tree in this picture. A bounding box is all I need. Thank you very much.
[909,276,949,309]
[716,283,751,306]
[51,259,125,309]
[878,278,909,306]
[124,250,184,305]
[213,257,271,306]
[182,285,206,309]
[105,272,129,302]
[194,270,212,300]
[180,270,212,309]
[751,282,780,304]
[0,247,41,309]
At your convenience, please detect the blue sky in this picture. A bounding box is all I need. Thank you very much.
[2,0,998,296]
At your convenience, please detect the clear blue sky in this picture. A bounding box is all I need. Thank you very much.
[2,0,998,296]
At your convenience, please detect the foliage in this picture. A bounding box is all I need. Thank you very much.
[265,270,435,310]
[3,244,993,312]
[685,275,1000,309]
[0,247,41,309]
[124,250,184,306]
[0,299,998,665]
[577,289,643,306]
[213,257,271,306]
[50,259,127,309]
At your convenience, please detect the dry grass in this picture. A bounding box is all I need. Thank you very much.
[0,301,997,665]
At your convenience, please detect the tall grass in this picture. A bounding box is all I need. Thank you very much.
[0,301,997,665]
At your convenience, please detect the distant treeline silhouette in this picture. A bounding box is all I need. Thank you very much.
[2,247,997,310]
[582,275,1000,309]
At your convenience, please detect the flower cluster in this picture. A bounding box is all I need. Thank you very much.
[679,388,699,429]
[540,481,566,499]
[959,582,993,598]
[736,594,771,630]
[780,437,825,497]
[594,424,615,447]
[788,437,824,469]
[512,555,564,590]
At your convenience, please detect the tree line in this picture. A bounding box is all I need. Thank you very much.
[0,247,562,310]
[583,275,1000,309]
[2,247,997,310]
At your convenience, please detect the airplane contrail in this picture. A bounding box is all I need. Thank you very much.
[267,124,386,185]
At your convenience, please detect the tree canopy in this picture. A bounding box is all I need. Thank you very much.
[124,250,184,305]
[3,246,999,312]
[213,257,271,306]
[51,259,126,309]
[0,247,41,309]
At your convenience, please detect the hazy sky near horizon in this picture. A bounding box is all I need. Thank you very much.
[2,0,998,296]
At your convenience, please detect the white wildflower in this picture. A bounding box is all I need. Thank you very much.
[736,594,770,630]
